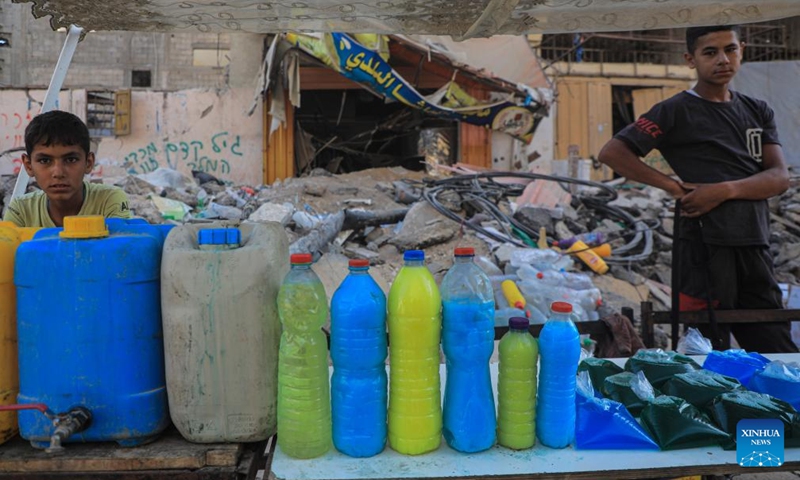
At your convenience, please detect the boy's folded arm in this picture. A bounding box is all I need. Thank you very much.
[726,143,790,201]
[597,138,686,199]
[680,143,790,218]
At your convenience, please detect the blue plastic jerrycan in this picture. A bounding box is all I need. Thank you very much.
[15,216,173,448]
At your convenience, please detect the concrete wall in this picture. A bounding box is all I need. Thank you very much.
[491,110,555,174]
[0,88,264,185]
[0,0,252,90]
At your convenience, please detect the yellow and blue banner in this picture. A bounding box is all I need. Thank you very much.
[286,32,545,143]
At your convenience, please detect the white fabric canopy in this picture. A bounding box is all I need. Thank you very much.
[16,0,800,38]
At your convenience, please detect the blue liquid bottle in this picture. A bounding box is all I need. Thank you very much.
[330,259,387,457]
[536,301,581,449]
[441,247,496,453]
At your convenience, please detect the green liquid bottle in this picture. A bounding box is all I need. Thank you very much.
[277,253,331,458]
[497,316,538,450]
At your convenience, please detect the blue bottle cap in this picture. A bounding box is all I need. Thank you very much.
[198,228,241,246]
[403,250,424,261]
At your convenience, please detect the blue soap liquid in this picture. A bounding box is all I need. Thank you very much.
[536,318,580,449]
[442,299,496,453]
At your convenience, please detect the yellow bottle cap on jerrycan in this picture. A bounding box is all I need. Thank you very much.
[59,215,109,239]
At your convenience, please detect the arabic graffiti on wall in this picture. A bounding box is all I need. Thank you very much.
[123,131,243,175]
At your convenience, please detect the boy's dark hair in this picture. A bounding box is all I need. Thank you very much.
[24,110,91,157]
[686,25,741,54]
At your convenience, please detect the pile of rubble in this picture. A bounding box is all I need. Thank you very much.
[5,167,800,350]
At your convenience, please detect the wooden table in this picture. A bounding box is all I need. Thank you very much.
[270,354,800,480]
[0,427,267,480]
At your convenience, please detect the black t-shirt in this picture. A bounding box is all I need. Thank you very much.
[615,90,780,246]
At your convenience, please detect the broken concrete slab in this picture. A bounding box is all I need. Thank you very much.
[775,242,800,266]
[390,201,459,250]
[127,195,163,224]
[303,183,327,197]
[514,206,557,235]
[248,202,294,226]
[162,186,199,207]
[115,175,159,196]
[345,244,381,261]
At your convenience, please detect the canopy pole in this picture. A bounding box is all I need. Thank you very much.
[12,24,84,200]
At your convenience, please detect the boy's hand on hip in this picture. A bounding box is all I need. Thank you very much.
[680,183,732,217]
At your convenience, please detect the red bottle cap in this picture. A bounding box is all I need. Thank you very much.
[454,247,475,256]
[536,272,544,279]
[551,301,573,314]
[290,253,312,264]
[349,259,369,267]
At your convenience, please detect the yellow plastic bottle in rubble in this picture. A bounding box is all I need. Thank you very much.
[388,250,442,455]
[0,222,39,445]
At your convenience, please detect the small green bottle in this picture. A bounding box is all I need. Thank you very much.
[497,316,538,450]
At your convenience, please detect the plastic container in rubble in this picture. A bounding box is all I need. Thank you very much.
[161,223,289,443]
[0,222,39,445]
[15,216,172,448]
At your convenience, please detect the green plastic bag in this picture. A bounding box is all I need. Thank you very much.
[579,358,624,395]
[640,395,731,450]
[625,349,701,388]
[603,372,659,417]
[661,369,743,413]
[711,390,800,450]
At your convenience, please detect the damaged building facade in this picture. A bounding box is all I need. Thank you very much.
[0,0,554,185]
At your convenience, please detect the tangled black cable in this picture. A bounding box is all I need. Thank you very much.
[420,171,655,264]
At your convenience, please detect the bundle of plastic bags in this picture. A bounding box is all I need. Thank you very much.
[578,357,623,395]
[679,327,770,386]
[661,370,744,414]
[749,361,800,411]
[625,349,701,389]
[630,371,730,450]
[574,372,659,450]
[711,390,800,450]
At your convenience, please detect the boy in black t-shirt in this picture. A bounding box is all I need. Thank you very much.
[598,25,797,353]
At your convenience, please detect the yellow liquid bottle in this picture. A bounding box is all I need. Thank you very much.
[388,250,442,455]
[497,316,538,450]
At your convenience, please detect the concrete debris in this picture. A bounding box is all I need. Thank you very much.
[514,206,556,236]
[6,165,800,355]
[303,183,327,197]
[248,202,294,226]
[389,201,460,250]
[115,175,159,196]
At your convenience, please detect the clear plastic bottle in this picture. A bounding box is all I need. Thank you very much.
[536,301,581,448]
[497,316,538,450]
[277,253,331,458]
[330,259,387,457]
[387,250,442,455]
[441,247,496,453]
